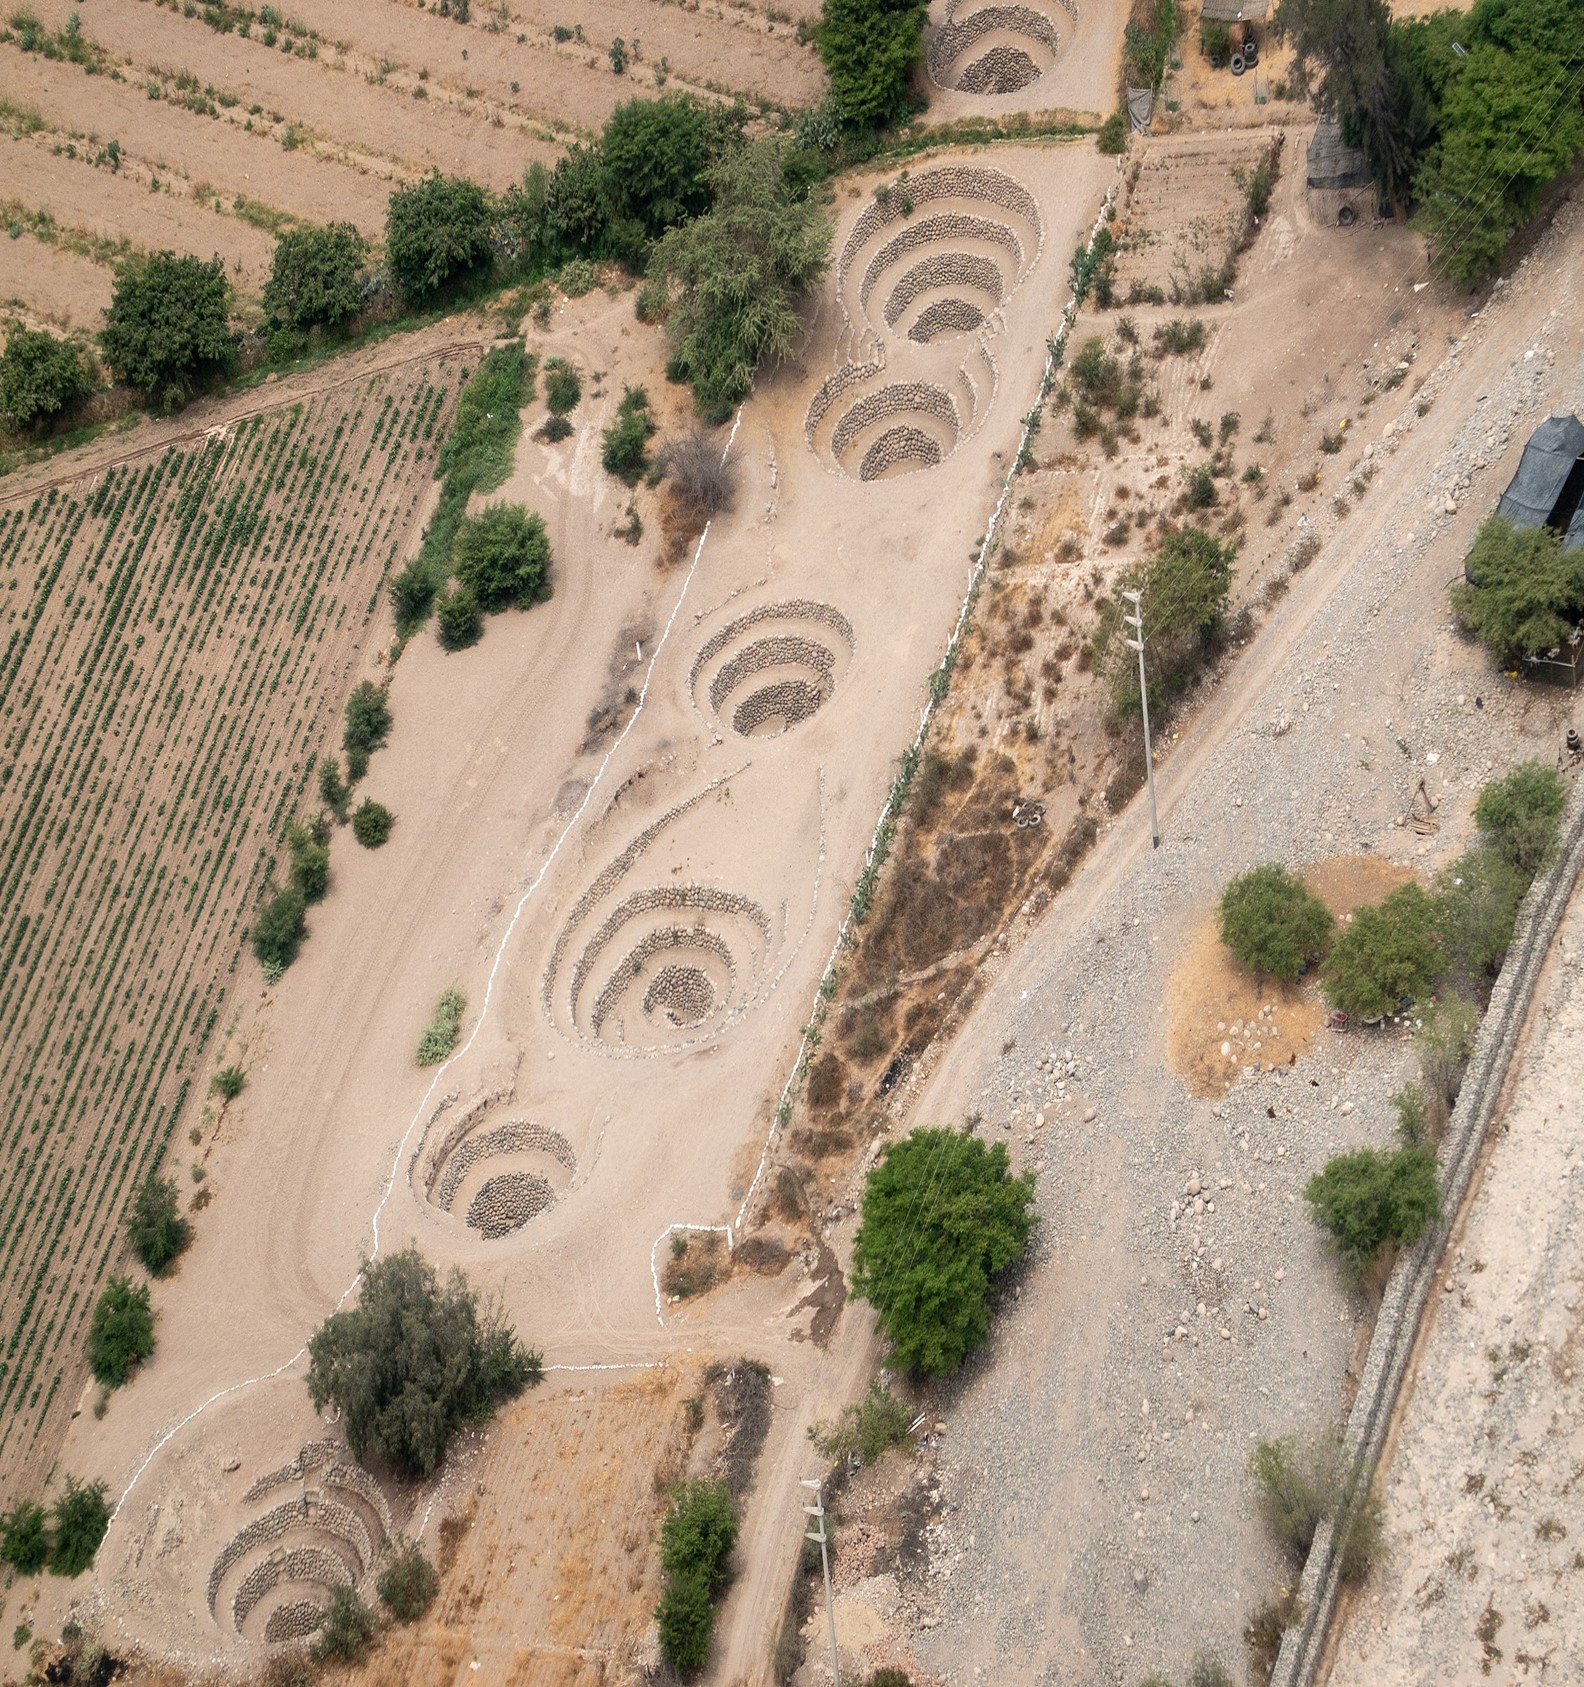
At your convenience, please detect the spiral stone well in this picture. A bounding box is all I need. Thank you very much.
[927,0,1078,93]
[690,601,856,738]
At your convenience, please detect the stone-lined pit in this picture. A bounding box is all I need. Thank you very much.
[927,0,1078,93]
[416,1105,577,1240]
[689,600,856,738]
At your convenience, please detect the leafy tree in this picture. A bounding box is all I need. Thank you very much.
[644,142,832,420]
[658,1567,716,1672]
[306,1245,541,1478]
[598,94,728,260]
[0,1501,48,1574]
[253,882,307,975]
[213,1065,246,1100]
[287,820,330,902]
[264,221,367,329]
[1218,864,1334,979]
[849,1129,1036,1376]
[49,1478,109,1577]
[100,252,231,410]
[1473,759,1565,872]
[385,172,495,302]
[1451,517,1584,663]
[437,582,483,650]
[310,1584,377,1662]
[544,143,615,260]
[657,1480,738,1672]
[809,1383,914,1461]
[1304,1145,1441,1269]
[454,504,551,609]
[343,681,391,779]
[1323,880,1442,1018]
[601,385,657,480]
[89,1275,154,1386]
[377,1537,439,1621]
[352,798,394,848]
[0,324,92,431]
[126,1172,191,1275]
[1434,843,1526,985]
[543,356,581,416]
[318,753,351,822]
[816,0,928,127]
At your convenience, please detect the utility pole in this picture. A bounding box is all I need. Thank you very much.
[1120,588,1161,848]
[801,1476,840,1686]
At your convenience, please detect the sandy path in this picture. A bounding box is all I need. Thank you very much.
[0,47,391,237]
[0,138,276,285]
[1326,886,1584,1684]
[0,227,115,333]
[23,0,557,185]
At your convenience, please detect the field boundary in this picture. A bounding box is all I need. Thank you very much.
[1271,782,1584,1687]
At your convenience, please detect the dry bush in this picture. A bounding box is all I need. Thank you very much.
[807,1051,846,1110]
[663,1232,727,1299]
[735,1235,790,1275]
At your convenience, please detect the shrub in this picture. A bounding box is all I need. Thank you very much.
[454,503,551,609]
[543,355,581,415]
[213,1065,245,1100]
[286,821,330,902]
[89,1275,154,1386]
[1473,760,1566,873]
[318,753,350,822]
[377,1537,439,1621]
[643,140,831,420]
[1188,1658,1234,1687]
[816,0,928,126]
[868,1674,914,1687]
[437,582,483,649]
[1391,1081,1428,1146]
[601,385,657,482]
[1451,518,1584,665]
[343,681,392,779]
[810,1383,914,1462]
[1218,864,1333,979]
[657,1479,738,1671]
[1434,844,1527,984]
[1323,882,1442,1019]
[850,1129,1036,1376]
[100,251,231,410]
[0,324,92,431]
[538,413,573,442]
[126,1172,191,1274]
[264,221,367,329]
[252,882,307,974]
[416,986,466,1066]
[0,1502,48,1574]
[1183,463,1218,509]
[352,799,393,848]
[660,427,737,521]
[48,1478,109,1577]
[1153,317,1206,356]
[310,1584,377,1663]
[306,1245,541,1477]
[1097,108,1126,153]
[385,171,495,301]
[1250,1429,1384,1582]
[1304,1145,1441,1270]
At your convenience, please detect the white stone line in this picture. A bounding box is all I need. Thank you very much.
[108,409,744,1531]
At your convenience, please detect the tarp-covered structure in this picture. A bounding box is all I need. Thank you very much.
[1200,0,1269,18]
[1496,413,1584,549]
[1307,115,1371,190]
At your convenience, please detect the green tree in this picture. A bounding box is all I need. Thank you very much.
[601,385,657,480]
[100,252,232,410]
[544,143,614,260]
[658,1568,716,1672]
[656,1480,738,1672]
[1450,516,1584,663]
[1473,759,1566,872]
[816,0,928,127]
[0,1501,48,1574]
[264,221,367,329]
[0,324,92,431]
[287,820,330,902]
[437,582,483,649]
[252,882,307,975]
[1323,881,1442,1018]
[1304,1145,1441,1269]
[310,1583,377,1663]
[454,504,551,609]
[1218,864,1334,979]
[644,141,832,420]
[88,1275,154,1386]
[598,94,729,260]
[385,172,495,302]
[352,798,394,848]
[849,1129,1036,1376]
[1434,844,1528,985]
[305,1245,541,1478]
[343,680,392,779]
[318,753,351,822]
[543,356,581,416]
[377,1537,439,1621]
[126,1172,191,1275]
[48,1478,109,1578]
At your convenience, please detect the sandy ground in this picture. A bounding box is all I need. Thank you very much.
[1326,893,1584,1684]
[0,226,115,334]
[925,0,1122,125]
[19,136,1117,1672]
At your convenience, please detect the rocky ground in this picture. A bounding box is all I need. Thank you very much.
[799,193,1584,1687]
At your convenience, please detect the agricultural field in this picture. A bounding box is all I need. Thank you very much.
[0,0,824,333]
[0,346,470,1499]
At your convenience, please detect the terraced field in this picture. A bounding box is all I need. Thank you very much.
[0,348,470,1496]
[0,0,824,331]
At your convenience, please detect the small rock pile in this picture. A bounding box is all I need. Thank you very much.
[911,297,988,344]
[644,963,715,1025]
[860,424,947,480]
[928,3,1063,90]
[263,1600,322,1642]
[467,1170,556,1239]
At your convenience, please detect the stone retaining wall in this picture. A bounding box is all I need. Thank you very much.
[911,298,988,343]
[859,214,1024,316]
[1271,790,1584,1687]
[883,252,1007,328]
[860,425,946,480]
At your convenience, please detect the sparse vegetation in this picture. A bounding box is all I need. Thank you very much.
[850,1129,1036,1376]
[1218,864,1334,979]
[377,1537,439,1621]
[543,355,581,415]
[602,384,658,481]
[810,1382,914,1461]
[416,986,466,1066]
[310,1583,377,1662]
[1250,1428,1384,1579]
